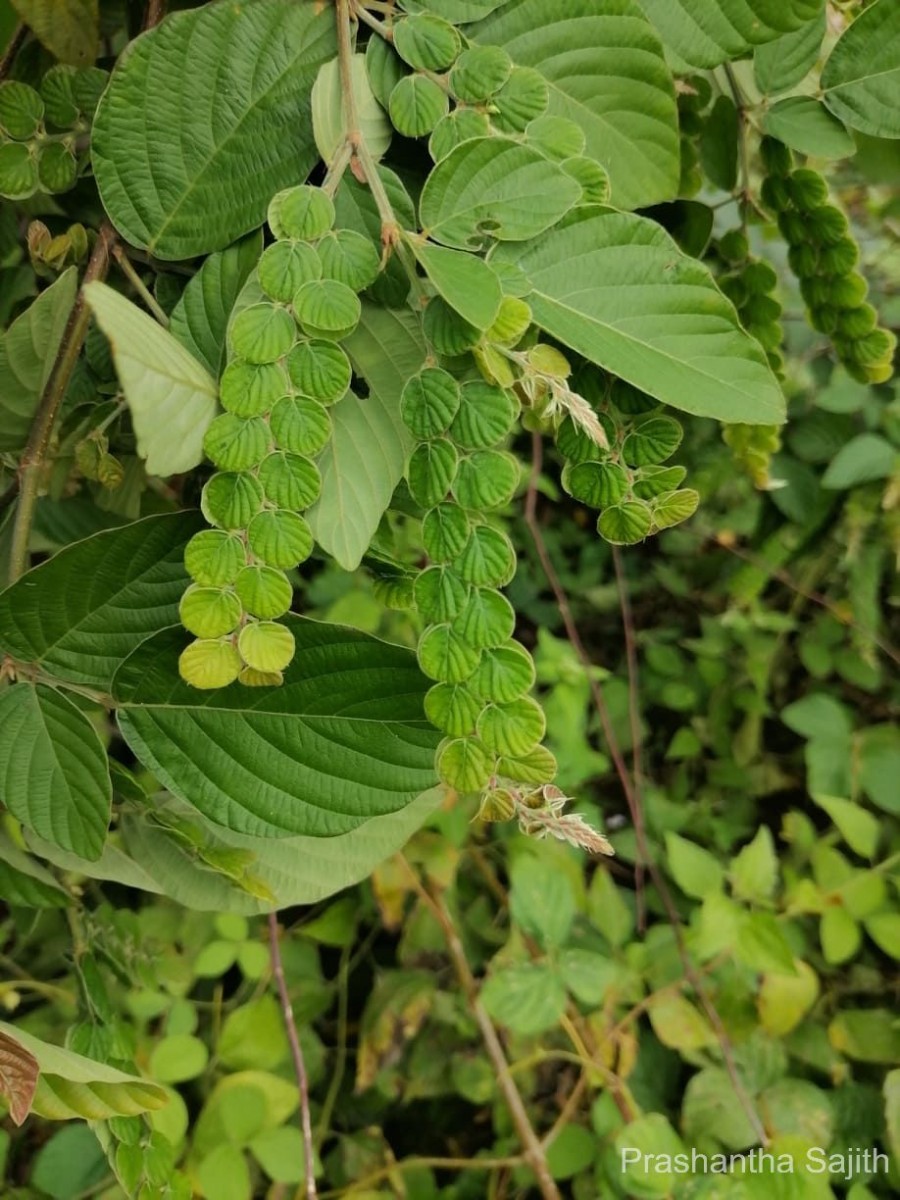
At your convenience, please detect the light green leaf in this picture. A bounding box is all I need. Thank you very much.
[480,963,567,1035]
[822,0,900,139]
[197,1145,251,1200]
[410,239,503,330]
[858,725,900,815]
[812,794,880,858]
[0,1021,167,1121]
[493,207,785,424]
[411,0,505,21]
[885,1069,900,1162]
[763,96,855,160]
[821,433,897,489]
[830,1009,900,1063]
[820,905,860,964]
[558,949,620,1006]
[219,996,286,1071]
[665,832,723,899]
[754,10,826,95]
[615,1114,684,1197]
[782,692,852,740]
[757,959,819,1036]
[149,1034,209,1084]
[509,855,576,947]
[683,1068,758,1151]
[169,233,262,378]
[84,281,218,476]
[730,826,778,903]
[307,304,425,570]
[10,0,98,67]
[0,269,77,452]
[92,0,335,259]
[470,0,679,210]
[639,0,823,69]
[420,137,580,250]
[0,684,111,860]
[114,620,439,840]
[648,994,715,1051]
[0,511,204,690]
[312,53,390,166]
[736,911,796,974]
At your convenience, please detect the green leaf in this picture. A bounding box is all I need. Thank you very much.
[781,692,852,740]
[736,911,796,974]
[0,831,69,909]
[683,1068,758,1150]
[820,905,860,964]
[84,282,218,476]
[648,994,715,1051]
[493,207,785,424]
[830,1009,900,1063]
[639,0,824,69]
[420,137,581,250]
[480,963,567,1035]
[812,794,880,858]
[0,512,204,690]
[858,725,900,815]
[311,52,390,167]
[410,239,503,330]
[92,0,335,259]
[821,433,897,489]
[885,1069,900,1163]
[757,959,819,1035]
[557,949,620,1007]
[0,684,111,859]
[307,304,425,570]
[149,1034,209,1084]
[615,1114,684,1197]
[509,855,576,947]
[699,95,738,192]
[471,0,679,211]
[822,0,900,139]
[10,0,98,67]
[754,10,826,95]
[730,826,778,903]
[169,233,262,378]
[412,0,505,21]
[114,619,439,839]
[763,96,856,160]
[665,832,723,899]
[0,1021,167,1121]
[0,269,77,453]
[197,1145,251,1200]
[219,996,287,1071]
[588,867,634,948]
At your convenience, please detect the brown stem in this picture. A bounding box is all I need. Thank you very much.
[268,913,317,1200]
[8,223,116,582]
[0,22,27,82]
[524,432,768,1149]
[400,857,562,1200]
[143,0,167,30]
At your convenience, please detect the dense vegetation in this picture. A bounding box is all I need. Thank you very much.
[0,1,898,1198]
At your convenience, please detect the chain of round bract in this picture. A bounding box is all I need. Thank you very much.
[549,372,698,546]
[400,363,559,801]
[760,137,896,387]
[179,185,378,690]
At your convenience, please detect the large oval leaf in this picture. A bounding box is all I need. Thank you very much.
[92,0,334,259]
[639,0,823,69]
[84,282,218,475]
[493,206,785,424]
[469,0,679,210]
[0,511,204,690]
[822,0,900,139]
[114,621,440,840]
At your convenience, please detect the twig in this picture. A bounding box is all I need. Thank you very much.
[351,0,393,40]
[400,856,562,1200]
[112,244,169,326]
[268,912,317,1200]
[143,0,167,30]
[318,1155,523,1199]
[524,432,768,1149]
[0,22,27,82]
[8,223,116,582]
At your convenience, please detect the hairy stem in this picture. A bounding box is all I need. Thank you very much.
[524,432,768,1149]
[401,857,562,1200]
[268,913,317,1200]
[8,223,116,583]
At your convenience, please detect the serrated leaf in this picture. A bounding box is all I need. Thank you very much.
[0,269,77,453]
[11,0,98,67]
[84,282,218,476]
[420,137,581,250]
[0,512,204,689]
[754,10,826,95]
[0,684,111,859]
[493,206,785,424]
[763,96,855,160]
[114,620,439,840]
[307,304,425,570]
[639,0,823,69]
[92,0,335,259]
[0,1021,167,1121]
[822,0,900,139]
[312,52,390,167]
[471,0,679,211]
[169,233,262,378]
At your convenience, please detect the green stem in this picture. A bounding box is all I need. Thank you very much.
[8,223,116,582]
[112,244,169,326]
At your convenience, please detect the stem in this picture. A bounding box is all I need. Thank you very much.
[524,432,768,1150]
[400,857,562,1200]
[0,22,27,82]
[319,1155,523,1199]
[351,1,393,40]
[112,245,169,326]
[315,942,350,1149]
[723,63,751,222]
[268,913,317,1200]
[8,223,116,582]
[143,0,167,30]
